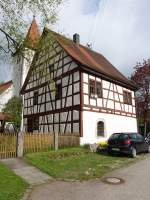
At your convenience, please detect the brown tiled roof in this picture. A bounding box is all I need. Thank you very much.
[0,112,12,121]
[46,29,135,89]
[0,81,13,95]
[24,17,40,50]
[21,28,136,93]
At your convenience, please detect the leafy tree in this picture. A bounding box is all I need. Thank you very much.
[0,0,64,59]
[2,96,22,130]
[131,59,150,135]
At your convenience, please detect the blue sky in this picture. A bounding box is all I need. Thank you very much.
[82,0,100,15]
[56,0,150,76]
[0,0,150,81]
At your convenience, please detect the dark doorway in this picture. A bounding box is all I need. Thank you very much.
[27,117,39,132]
[27,118,33,132]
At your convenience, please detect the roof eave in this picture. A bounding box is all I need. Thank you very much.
[81,65,137,91]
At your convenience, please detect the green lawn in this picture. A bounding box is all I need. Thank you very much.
[0,162,28,200]
[25,147,145,181]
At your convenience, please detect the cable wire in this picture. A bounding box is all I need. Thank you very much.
[87,0,108,48]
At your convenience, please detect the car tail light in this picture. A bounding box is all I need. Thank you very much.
[123,139,131,145]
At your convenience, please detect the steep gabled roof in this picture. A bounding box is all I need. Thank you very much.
[21,28,136,93]
[46,28,135,90]
[0,81,13,95]
[24,17,40,50]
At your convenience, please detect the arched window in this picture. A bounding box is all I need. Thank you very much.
[97,121,104,137]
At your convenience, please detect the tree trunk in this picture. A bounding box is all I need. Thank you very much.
[137,118,140,133]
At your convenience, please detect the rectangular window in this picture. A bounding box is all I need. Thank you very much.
[33,91,38,105]
[33,117,39,131]
[55,83,62,100]
[123,91,132,105]
[123,91,127,104]
[89,79,102,98]
[89,79,95,96]
[127,92,132,105]
[96,82,102,98]
[97,121,105,137]
[39,70,42,79]
[49,64,54,72]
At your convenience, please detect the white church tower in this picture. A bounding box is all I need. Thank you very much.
[12,17,40,96]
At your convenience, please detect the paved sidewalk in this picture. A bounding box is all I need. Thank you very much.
[28,155,150,200]
[1,158,52,185]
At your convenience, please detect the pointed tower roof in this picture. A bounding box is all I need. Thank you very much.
[24,16,40,50]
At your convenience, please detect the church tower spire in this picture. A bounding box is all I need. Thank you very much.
[24,16,40,50]
[13,17,41,96]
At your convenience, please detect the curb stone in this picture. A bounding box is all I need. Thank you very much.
[21,187,32,200]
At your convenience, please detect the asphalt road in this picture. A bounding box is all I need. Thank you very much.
[28,155,150,200]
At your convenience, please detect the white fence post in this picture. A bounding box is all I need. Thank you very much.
[17,131,24,157]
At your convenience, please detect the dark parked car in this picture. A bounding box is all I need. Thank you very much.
[108,132,150,158]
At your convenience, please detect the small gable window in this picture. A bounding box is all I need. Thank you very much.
[55,83,62,100]
[123,91,132,105]
[49,64,54,72]
[97,121,105,137]
[33,91,38,105]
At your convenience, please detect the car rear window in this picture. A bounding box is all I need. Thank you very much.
[119,134,129,140]
[129,133,137,140]
[110,133,128,140]
[110,133,120,139]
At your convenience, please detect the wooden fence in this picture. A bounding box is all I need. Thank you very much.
[23,133,54,153]
[0,132,17,159]
[23,133,80,154]
[58,134,80,148]
[0,132,80,158]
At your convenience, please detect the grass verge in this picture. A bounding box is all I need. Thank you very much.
[25,147,146,181]
[0,162,28,200]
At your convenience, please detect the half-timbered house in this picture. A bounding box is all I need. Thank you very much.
[21,27,137,144]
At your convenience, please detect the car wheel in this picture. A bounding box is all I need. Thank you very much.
[131,147,137,158]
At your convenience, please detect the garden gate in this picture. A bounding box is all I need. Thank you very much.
[0,132,18,159]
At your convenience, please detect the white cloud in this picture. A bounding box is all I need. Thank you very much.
[55,0,150,76]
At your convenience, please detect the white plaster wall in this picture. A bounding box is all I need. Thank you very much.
[13,49,34,96]
[12,56,23,96]
[82,72,136,115]
[21,49,35,87]
[0,85,14,112]
[80,111,137,145]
